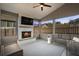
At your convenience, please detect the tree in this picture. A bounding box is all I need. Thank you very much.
[74,18,79,24]
[56,22,61,24]
[69,20,75,24]
[69,18,79,24]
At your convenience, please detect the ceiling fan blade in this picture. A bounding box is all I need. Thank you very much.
[43,4,52,7]
[33,5,41,8]
[39,3,45,5]
[33,3,52,11]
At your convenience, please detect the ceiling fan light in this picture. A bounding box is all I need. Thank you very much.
[40,5,43,7]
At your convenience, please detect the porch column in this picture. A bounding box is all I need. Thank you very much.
[38,20,41,39]
[53,19,55,34]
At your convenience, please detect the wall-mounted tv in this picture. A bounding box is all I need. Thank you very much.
[21,16,33,25]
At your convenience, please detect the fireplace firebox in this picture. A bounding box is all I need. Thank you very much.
[22,31,31,38]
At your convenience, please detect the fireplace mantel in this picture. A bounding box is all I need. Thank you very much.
[19,25,33,28]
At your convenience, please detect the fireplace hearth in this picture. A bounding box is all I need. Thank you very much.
[22,31,31,38]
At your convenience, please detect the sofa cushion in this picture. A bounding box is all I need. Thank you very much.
[73,37,79,42]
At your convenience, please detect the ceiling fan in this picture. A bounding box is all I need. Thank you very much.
[33,3,52,11]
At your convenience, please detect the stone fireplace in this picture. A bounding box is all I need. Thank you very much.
[18,15,34,40]
[22,31,31,38]
[18,25,33,40]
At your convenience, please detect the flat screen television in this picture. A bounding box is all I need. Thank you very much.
[21,16,33,25]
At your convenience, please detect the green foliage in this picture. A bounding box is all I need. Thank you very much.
[46,23,53,27]
[69,18,79,24]
[56,22,61,24]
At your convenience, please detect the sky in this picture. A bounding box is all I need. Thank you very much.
[55,15,79,24]
[33,14,79,25]
[41,20,53,24]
